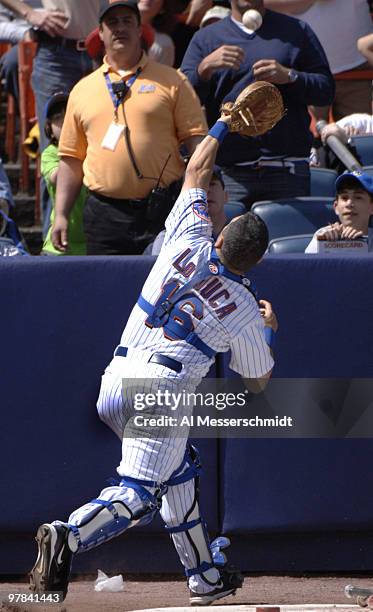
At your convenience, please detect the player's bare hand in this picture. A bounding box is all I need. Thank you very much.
[51,214,69,252]
[198,45,245,80]
[259,300,278,332]
[218,112,231,126]
[252,59,290,84]
[27,9,68,37]
[341,226,363,240]
[316,222,343,241]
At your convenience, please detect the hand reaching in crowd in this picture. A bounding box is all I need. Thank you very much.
[24,8,68,37]
[320,123,348,144]
[317,222,364,241]
[186,0,213,27]
[252,59,292,84]
[198,45,245,80]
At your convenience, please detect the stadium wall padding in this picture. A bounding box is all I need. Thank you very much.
[1,255,373,574]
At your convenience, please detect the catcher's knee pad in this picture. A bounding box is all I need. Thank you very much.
[68,480,164,552]
[161,445,220,588]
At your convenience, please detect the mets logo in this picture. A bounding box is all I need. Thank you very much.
[192,199,209,221]
[138,84,156,93]
[208,262,219,275]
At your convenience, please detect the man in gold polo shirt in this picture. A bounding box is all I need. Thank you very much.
[51,0,207,255]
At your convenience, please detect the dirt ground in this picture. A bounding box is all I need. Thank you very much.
[1,575,373,612]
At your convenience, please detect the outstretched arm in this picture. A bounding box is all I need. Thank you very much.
[182,115,230,193]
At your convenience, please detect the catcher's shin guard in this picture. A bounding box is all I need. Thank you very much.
[67,480,163,552]
[160,445,221,591]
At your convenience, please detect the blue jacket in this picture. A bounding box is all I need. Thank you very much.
[181,11,335,165]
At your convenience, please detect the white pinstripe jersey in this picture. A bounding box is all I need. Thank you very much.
[118,188,274,382]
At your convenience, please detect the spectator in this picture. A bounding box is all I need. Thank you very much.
[0,0,42,110]
[311,113,373,173]
[41,93,87,255]
[0,0,101,150]
[171,2,231,66]
[0,158,14,235]
[200,5,231,28]
[358,32,373,68]
[0,1,38,43]
[170,0,200,68]
[305,171,373,253]
[264,0,373,120]
[1,0,101,236]
[51,0,207,256]
[138,0,175,66]
[322,114,373,141]
[181,0,335,208]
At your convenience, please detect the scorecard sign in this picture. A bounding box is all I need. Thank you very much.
[317,238,368,255]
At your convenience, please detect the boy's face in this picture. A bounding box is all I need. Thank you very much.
[334,187,373,232]
[207,177,227,209]
[50,111,65,142]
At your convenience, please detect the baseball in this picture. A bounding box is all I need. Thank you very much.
[242,9,263,31]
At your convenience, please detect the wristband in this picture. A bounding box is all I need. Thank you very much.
[208,120,229,144]
[264,327,276,348]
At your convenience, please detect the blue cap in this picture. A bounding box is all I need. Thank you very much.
[99,1,141,24]
[335,170,373,196]
[44,91,68,121]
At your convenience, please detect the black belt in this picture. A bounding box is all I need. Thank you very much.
[37,31,86,51]
[114,346,182,373]
[89,190,149,211]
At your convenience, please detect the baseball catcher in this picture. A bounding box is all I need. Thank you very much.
[29,82,280,606]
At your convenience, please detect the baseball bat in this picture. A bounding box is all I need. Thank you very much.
[315,120,362,172]
[345,584,373,599]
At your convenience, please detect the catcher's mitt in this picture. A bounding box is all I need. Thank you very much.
[221,81,285,137]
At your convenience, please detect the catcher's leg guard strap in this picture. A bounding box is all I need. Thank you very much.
[160,445,220,591]
[67,480,162,552]
[165,443,202,487]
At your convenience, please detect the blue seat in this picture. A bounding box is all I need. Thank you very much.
[350,136,373,166]
[362,165,373,177]
[268,234,314,254]
[310,167,337,197]
[224,201,246,222]
[251,197,337,242]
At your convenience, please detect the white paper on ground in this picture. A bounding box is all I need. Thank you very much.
[94,569,124,592]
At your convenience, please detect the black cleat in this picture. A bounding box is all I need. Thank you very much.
[29,523,73,602]
[189,566,244,606]
[345,584,373,608]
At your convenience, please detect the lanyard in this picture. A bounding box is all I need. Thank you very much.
[104,68,141,120]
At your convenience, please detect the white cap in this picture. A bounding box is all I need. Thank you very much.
[200,6,231,28]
